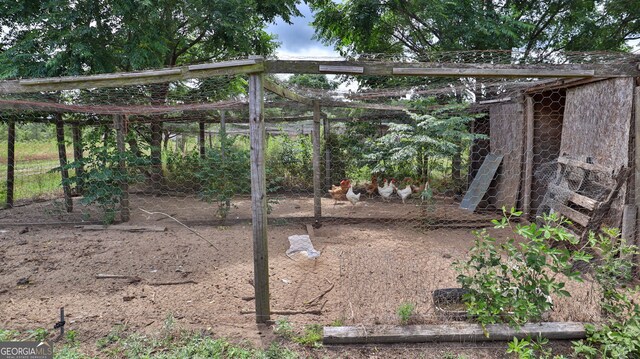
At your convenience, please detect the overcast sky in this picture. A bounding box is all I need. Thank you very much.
[266,3,339,59]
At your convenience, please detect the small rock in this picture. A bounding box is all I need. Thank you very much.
[442,253,452,259]
[16,277,30,286]
[123,296,135,302]
[19,227,29,235]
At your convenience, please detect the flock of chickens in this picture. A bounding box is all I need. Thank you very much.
[328,175,431,206]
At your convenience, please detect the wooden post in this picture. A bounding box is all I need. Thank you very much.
[5,118,15,208]
[312,100,322,223]
[248,63,270,323]
[71,123,84,194]
[323,115,331,190]
[150,121,163,188]
[220,111,230,209]
[634,86,640,276]
[220,111,227,158]
[523,95,535,218]
[113,115,130,222]
[198,121,206,159]
[55,115,73,212]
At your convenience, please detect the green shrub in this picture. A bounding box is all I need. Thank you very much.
[454,209,590,331]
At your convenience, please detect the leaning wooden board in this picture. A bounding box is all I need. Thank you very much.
[460,153,503,212]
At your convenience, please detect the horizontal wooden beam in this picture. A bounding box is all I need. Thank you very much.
[320,100,408,111]
[558,156,614,174]
[0,99,245,115]
[265,60,640,78]
[393,67,594,78]
[319,65,364,74]
[323,322,587,344]
[263,79,313,105]
[0,59,263,94]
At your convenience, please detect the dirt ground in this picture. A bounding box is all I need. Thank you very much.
[0,196,599,358]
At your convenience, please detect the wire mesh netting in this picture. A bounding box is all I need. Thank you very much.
[1,53,639,342]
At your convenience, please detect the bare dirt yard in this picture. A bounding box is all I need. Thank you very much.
[0,195,600,358]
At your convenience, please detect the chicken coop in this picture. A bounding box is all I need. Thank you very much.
[1,51,640,327]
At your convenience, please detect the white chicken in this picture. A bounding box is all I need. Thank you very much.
[377,179,395,201]
[395,184,412,204]
[346,185,361,206]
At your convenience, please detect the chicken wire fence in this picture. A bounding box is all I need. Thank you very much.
[0,54,638,329]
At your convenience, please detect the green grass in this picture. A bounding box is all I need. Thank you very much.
[0,139,75,204]
[1,326,301,359]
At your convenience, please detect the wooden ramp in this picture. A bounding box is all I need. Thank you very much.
[324,322,586,344]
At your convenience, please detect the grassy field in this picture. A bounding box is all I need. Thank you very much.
[0,140,73,203]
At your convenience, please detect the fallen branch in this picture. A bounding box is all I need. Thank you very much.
[78,225,166,232]
[147,280,198,286]
[240,309,322,316]
[305,281,334,306]
[139,208,218,250]
[95,274,142,283]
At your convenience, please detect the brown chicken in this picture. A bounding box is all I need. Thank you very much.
[364,175,378,198]
[411,178,429,193]
[328,179,350,204]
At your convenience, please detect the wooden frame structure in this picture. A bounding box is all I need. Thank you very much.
[1,55,639,323]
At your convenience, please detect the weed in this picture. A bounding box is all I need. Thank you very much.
[0,329,19,341]
[26,327,49,342]
[330,318,345,327]
[293,324,322,348]
[273,317,294,339]
[65,330,78,344]
[397,302,415,325]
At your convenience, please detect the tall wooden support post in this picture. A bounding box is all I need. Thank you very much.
[220,111,230,209]
[634,86,640,276]
[198,121,206,159]
[323,116,331,191]
[113,115,130,222]
[248,66,270,323]
[523,96,535,219]
[71,124,84,195]
[312,100,322,223]
[55,115,73,212]
[150,121,163,188]
[5,119,15,208]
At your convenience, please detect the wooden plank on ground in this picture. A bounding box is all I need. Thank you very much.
[460,153,503,211]
[323,322,586,344]
[79,225,167,232]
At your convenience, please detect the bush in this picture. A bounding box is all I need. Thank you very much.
[454,209,591,330]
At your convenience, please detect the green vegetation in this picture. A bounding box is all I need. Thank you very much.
[455,210,590,330]
[273,318,323,348]
[451,210,640,357]
[2,323,301,359]
[396,302,416,325]
[310,0,640,60]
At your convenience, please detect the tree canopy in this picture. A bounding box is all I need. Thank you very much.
[309,0,640,61]
[0,0,301,79]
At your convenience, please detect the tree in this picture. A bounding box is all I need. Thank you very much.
[0,0,301,188]
[288,74,338,90]
[0,0,301,78]
[367,101,484,182]
[309,0,640,62]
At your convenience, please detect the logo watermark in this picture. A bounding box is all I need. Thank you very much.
[0,341,53,359]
